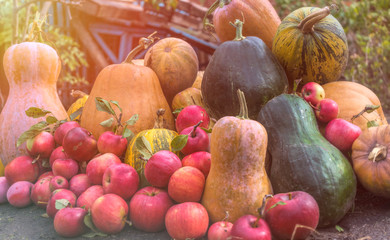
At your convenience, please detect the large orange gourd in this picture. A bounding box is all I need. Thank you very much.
[0,42,68,166]
[80,34,175,139]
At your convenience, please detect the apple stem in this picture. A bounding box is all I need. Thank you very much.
[190,120,203,138]
[288,192,292,200]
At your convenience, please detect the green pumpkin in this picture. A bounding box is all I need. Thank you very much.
[201,20,288,120]
[272,5,348,90]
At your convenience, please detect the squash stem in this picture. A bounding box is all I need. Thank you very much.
[123,31,158,63]
[236,89,249,119]
[230,19,245,41]
[298,4,337,34]
[368,144,387,162]
[153,108,166,129]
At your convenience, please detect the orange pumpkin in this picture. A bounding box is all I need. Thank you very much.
[0,42,68,166]
[322,81,387,131]
[80,34,175,140]
[144,37,199,106]
[352,125,390,198]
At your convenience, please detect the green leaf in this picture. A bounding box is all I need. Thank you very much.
[170,135,188,152]
[95,97,115,116]
[335,225,344,232]
[55,199,70,210]
[267,201,287,211]
[25,107,52,118]
[367,120,379,128]
[83,232,108,238]
[364,104,380,113]
[110,100,122,113]
[46,116,58,124]
[135,136,153,160]
[83,211,107,237]
[70,107,83,121]
[126,114,139,126]
[16,122,49,147]
[100,118,114,128]
[172,108,183,115]
[122,128,134,141]
[201,127,212,133]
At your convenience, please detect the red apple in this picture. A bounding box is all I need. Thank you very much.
[97,131,128,157]
[180,123,210,156]
[263,191,320,240]
[77,185,104,211]
[37,171,54,181]
[26,131,55,158]
[7,181,34,208]
[0,177,10,204]
[54,121,80,146]
[102,163,139,200]
[181,151,211,178]
[69,173,91,197]
[301,82,325,107]
[31,176,54,208]
[91,193,129,234]
[54,207,88,237]
[49,146,68,168]
[230,215,271,240]
[325,118,362,151]
[129,186,174,232]
[4,155,39,184]
[315,98,339,123]
[86,153,122,185]
[62,127,98,162]
[168,166,205,203]
[208,221,233,240]
[49,176,69,192]
[144,150,182,188]
[165,202,209,240]
[46,189,77,218]
[175,105,210,133]
[52,158,79,180]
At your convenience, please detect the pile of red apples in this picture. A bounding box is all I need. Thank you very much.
[0,104,323,240]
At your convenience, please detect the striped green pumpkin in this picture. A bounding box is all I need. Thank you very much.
[272,5,348,90]
[124,128,179,187]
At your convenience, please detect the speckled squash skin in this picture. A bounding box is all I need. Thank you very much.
[0,42,68,166]
[201,91,272,223]
[272,6,348,90]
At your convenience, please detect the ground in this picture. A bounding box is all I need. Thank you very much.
[1,186,390,240]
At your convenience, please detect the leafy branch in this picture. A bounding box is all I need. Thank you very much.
[351,104,381,128]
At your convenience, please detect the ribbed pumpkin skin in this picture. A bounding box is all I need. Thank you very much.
[201,116,272,223]
[322,81,387,131]
[124,128,179,187]
[212,0,281,49]
[202,36,288,120]
[272,7,348,89]
[80,63,175,140]
[352,125,390,198]
[0,42,68,166]
[257,94,356,227]
[145,38,199,106]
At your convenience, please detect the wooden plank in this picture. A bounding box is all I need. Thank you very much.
[76,0,143,20]
[71,15,109,71]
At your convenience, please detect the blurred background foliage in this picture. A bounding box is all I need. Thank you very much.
[275,0,390,112]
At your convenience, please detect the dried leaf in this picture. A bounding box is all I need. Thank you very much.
[25,107,52,118]
[100,118,114,128]
[171,135,188,152]
[46,116,58,124]
[135,136,153,160]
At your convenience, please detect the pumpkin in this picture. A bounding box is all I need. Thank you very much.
[272,5,348,90]
[202,19,288,120]
[0,42,68,166]
[321,81,387,132]
[352,125,390,198]
[201,90,272,223]
[124,109,179,187]
[80,34,175,140]
[192,71,204,89]
[171,87,205,112]
[205,0,281,49]
[144,37,199,107]
[66,90,89,121]
[257,93,356,227]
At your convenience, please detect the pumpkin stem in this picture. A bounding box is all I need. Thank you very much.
[70,89,88,98]
[123,31,158,63]
[368,144,387,162]
[236,89,249,119]
[153,108,167,129]
[230,19,246,41]
[298,4,338,34]
[203,0,232,30]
